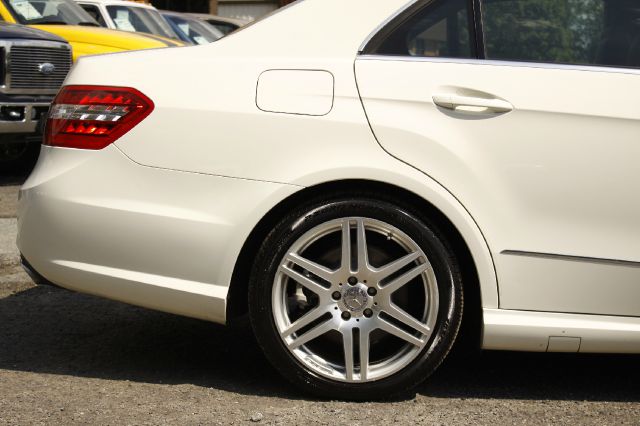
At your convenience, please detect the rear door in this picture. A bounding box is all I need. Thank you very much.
[356,0,640,316]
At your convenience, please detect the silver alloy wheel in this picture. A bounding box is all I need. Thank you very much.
[272,217,439,383]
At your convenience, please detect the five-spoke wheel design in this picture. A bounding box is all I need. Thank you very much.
[272,217,439,383]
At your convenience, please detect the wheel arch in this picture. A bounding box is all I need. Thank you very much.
[227,178,493,350]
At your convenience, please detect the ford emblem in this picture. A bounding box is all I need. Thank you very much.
[38,63,56,75]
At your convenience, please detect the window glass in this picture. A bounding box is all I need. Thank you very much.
[163,14,223,45]
[481,0,640,68]
[373,0,475,58]
[7,0,98,26]
[79,3,105,26]
[106,5,178,39]
[208,20,237,35]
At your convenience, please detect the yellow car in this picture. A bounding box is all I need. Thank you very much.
[0,0,185,60]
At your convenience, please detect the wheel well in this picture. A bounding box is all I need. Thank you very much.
[226,179,482,350]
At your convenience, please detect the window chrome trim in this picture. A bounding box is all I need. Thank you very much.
[358,0,421,54]
[357,54,640,76]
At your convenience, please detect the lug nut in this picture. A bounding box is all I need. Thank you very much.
[332,291,341,300]
[363,308,373,318]
[341,311,351,320]
[367,287,377,296]
[347,276,358,285]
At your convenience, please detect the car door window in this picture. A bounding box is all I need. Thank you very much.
[481,0,640,68]
[78,3,105,26]
[372,0,475,58]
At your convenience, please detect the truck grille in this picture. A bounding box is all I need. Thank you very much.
[8,45,72,90]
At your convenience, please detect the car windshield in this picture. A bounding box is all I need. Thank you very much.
[7,0,98,25]
[164,14,223,45]
[106,5,178,40]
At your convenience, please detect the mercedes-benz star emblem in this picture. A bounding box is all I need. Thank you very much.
[343,287,368,312]
[38,63,56,76]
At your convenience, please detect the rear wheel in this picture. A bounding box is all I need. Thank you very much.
[249,196,463,400]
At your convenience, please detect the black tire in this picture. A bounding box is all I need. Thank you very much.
[249,193,464,400]
[0,134,41,175]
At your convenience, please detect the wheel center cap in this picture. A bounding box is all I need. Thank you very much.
[342,286,369,313]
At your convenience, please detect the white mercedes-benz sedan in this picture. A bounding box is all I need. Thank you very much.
[17,0,640,399]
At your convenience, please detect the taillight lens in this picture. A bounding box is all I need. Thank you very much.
[45,85,154,150]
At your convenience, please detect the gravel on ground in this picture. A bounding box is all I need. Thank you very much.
[0,179,21,218]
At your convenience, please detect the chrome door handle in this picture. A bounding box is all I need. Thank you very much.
[432,94,513,113]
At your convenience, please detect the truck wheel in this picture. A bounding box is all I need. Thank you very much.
[0,135,40,175]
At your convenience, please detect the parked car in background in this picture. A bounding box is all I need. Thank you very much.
[18,0,640,401]
[160,10,222,45]
[187,13,248,35]
[73,0,182,43]
[0,22,71,172]
[0,0,184,61]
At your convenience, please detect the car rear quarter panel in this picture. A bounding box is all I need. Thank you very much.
[58,0,499,313]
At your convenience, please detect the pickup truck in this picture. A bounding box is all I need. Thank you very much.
[0,0,184,61]
[0,22,72,172]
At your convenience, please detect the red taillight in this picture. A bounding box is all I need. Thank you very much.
[45,85,154,150]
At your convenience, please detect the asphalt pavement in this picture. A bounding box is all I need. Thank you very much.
[1,176,639,425]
